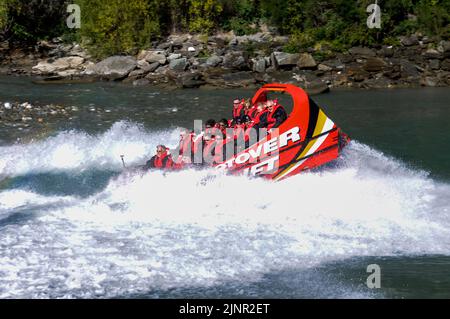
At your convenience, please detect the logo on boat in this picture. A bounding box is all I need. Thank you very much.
[216,127,301,176]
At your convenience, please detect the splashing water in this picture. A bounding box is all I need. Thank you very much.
[0,122,449,298]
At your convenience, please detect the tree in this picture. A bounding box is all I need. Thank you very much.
[75,0,161,58]
[187,0,223,33]
[0,0,69,42]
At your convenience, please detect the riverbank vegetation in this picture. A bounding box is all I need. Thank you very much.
[0,0,449,58]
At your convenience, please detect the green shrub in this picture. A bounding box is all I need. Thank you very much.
[75,0,160,58]
[1,0,69,42]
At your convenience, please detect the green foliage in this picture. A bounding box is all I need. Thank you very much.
[0,0,9,35]
[416,0,450,38]
[188,0,223,33]
[75,0,160,58]
[221,0,259,35]
[0,0,449,54]
[1,0,69,42]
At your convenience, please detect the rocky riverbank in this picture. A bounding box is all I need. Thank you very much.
[1,32,449,93]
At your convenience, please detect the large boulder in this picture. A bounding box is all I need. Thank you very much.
[206,55,223,67]
[429,59,440,70]
[168,53,182,61]
[420,76,439,87]
[179,72,206,88]
[297,53,317,69]
[139,50,167,64]
[92,56,137,80]
[169,58,188,71]
[441,59,450,71]
[400,35,419,46]
[137,60,160,73]
[272,52,299,68]
[348,47,376,57]
[223,51,249,70]
[32,57,85,74]
[398,59,420,78]
[253,58,267,73]
[423,49,442,59]
[438,41,450,58]
[363,57,387,72]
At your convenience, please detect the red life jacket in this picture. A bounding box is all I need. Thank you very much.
[150,152,174,169]
[267,104,286,129]
[246,105,259,120]
[203,137,224,164]
[232,101,246,120]
[233,124,246,141]
[251,109,269,128]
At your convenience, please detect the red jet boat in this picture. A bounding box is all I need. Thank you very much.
[214,84,350,181]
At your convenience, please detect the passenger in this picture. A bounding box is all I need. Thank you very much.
[266,100,288,129]
[241,100,253,122]
[145,145,174,170]
[218,119,229,139]
[204,119,218,141]
[232,99,245,125]
[251,102,269,129]
[246,102,259,120]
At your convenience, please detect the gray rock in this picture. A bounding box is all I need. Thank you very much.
[423,49,442,59]
[148,62,161,73]
[272,52,299,68]
[128,69,147,78]
[206,55,223,67]
[441,59,450,71]
[429,59,440,70]
[180,72,206,88]
[93,56,137,80]
[168,53,182,61]
[137,60,152,72]
[169,58,188,71]
[247,32,273,43]
[363,57,387,72]
[32,56,85,74]
[223,51,249,70]
[399,59,419,78]
[297,53,317,69]
[169,34,191,45]
[349,47,376,57]
[142,50,167,64]
[400,35,419,46]
[420,76,438,87]
[306,81,330,95]
[437,41,450,56]
[383,64,402,80]
[229,37,238,46]
[253,58,267,73]
[133,78,150,86]
[318,64,333,72]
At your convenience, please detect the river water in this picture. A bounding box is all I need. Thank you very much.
[0,76,449,299]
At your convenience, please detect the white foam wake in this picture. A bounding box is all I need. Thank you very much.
[0,121,180,177]
[0,127,449,298]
